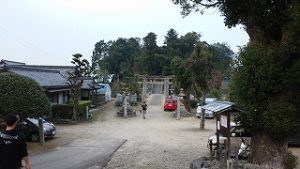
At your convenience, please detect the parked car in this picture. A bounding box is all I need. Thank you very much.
[196,105,215,118]
[196,98,217,118]
[164,98,177,111]
[19,117,56,142]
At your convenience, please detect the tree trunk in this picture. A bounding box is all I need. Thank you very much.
[249,132,287,169]
[70,88,77,121]
[74,92,79,121]
[183,89,191,112]
[200,91,206,130]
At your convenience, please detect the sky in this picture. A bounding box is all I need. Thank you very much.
[0,0,249,66]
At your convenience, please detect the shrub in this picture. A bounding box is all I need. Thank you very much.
[51,104,73,119]
[0,73,50,118]
[190,99,198,108]
[51,100,91,119]
[284,151,298,169]
[78,100,92,116]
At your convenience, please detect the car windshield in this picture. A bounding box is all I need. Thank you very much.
[166,100,174,103]
[27,118,46,125]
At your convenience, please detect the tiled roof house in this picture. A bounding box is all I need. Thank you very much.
[0,59,100,104]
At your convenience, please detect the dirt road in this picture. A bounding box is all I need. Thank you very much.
[28,94,215,169]
[27,94,300,169]
[102,94,216,169]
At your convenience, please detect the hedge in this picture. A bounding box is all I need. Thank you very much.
[51,100,92,119]
[51,104,73,119]
[78,100,92,116]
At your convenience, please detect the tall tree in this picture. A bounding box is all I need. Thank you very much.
[178,32,201,58]
[143,32,159,55]
[170,56,193,112]
[160,29,181,75]
[68,53,90,121]
[188,42,212,129]
[172,0,300,168]
[103,38,141,79]
[138,32,165,75]
[91,40,109,72]
[209,43,234,80]
[164,28,181,57]
[170,31,202,111]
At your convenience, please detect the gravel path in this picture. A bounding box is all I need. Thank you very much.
[27,94,300,169]
[102,94,216,169]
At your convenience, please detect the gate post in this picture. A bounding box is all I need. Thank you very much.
[142,77,146,102]
[164,77,168,97]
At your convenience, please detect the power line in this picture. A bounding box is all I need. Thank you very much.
[0,25,53,58]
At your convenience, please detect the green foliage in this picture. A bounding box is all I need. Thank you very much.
[0,73,50,118]
[78,100,91,116]
[230,42,300,140]
[188,42,212,100]
[91,40,109,71]
[172,0,300,166]
[284,151,298,169]
[91,29,233,79]
[170,56,192,91]
[51,104,73,119]
[103,37,141,79]
[172,0,294,41]
[71,53,91,76]
[207,88,221,99]
[127,80,140,96]
[68,53,91,120]
[190,99,198,108]
[209,43,234,80]
[51,100,91,119]
[91,30,205,77]
[136,32,168,76]
[143,32,160,55]
[164,29,181,57]
[178,32,201,58]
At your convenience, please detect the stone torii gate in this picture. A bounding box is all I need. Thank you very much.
[135,75,174,101]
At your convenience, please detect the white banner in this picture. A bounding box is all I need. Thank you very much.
[220,115,227,128]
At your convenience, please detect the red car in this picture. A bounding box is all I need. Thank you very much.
[164,98,177,111]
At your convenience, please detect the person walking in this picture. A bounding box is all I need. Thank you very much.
[0,114,30,169]
[141,101,147,119]
[238,137,249,157]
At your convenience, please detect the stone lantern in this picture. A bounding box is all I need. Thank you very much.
[176,88,186,120]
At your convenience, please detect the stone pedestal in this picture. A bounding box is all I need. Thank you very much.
[117,107,136,117]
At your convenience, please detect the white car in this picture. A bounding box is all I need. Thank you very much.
[196,105,215,118]
[195,98,217,118]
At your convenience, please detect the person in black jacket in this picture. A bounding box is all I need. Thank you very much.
[141,101,147,119]
[0,114,30,169]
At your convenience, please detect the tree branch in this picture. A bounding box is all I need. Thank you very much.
[193,0,223,8]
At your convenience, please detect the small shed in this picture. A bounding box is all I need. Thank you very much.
[202,101,243,157]
[97,83,112,102]
[81,80,101,100]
